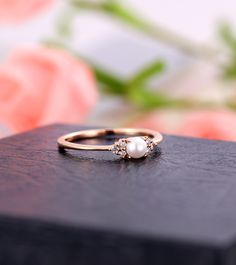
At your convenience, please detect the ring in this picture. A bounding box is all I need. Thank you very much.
[57,128,163,159]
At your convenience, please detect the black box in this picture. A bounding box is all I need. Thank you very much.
[0,124,236,265]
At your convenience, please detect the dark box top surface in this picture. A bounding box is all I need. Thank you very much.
[0,124,236,248]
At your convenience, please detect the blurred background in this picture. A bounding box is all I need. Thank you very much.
[1,0,236,141]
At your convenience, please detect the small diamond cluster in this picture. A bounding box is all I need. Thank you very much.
[112,138,128,158]
[143,136,156,153]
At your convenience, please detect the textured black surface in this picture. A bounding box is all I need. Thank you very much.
[0,124,236,265]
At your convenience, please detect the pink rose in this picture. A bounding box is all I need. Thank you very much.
[0,0,55,23]
[177,110,236,141]
[0,46,98,132]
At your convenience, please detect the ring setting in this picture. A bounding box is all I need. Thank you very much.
[112,136,156,159]
[57,128,163,160]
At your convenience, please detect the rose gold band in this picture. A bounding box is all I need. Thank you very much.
[57,128,163,151]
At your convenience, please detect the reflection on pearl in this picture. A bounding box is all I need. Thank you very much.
[126,137,148,159]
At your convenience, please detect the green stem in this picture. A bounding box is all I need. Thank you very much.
[69,0,219,59]
[44,39,234,111]
[129,60,165,86]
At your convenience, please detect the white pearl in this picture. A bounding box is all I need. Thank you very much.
[126,137,148,159]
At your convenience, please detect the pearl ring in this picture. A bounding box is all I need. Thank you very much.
[57,128,163,159]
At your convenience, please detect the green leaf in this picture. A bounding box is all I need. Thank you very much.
[218,23,236,79]
[219,23,236,51]
[128,87,172,109]
[92,66,126,95]
[130,60,165,86]
[223,63,236,79]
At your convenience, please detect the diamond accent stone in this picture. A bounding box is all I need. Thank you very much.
[112,138,128,158]
[142,136,156,155]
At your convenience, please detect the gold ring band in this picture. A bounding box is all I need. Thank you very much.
[57,128,163,159]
